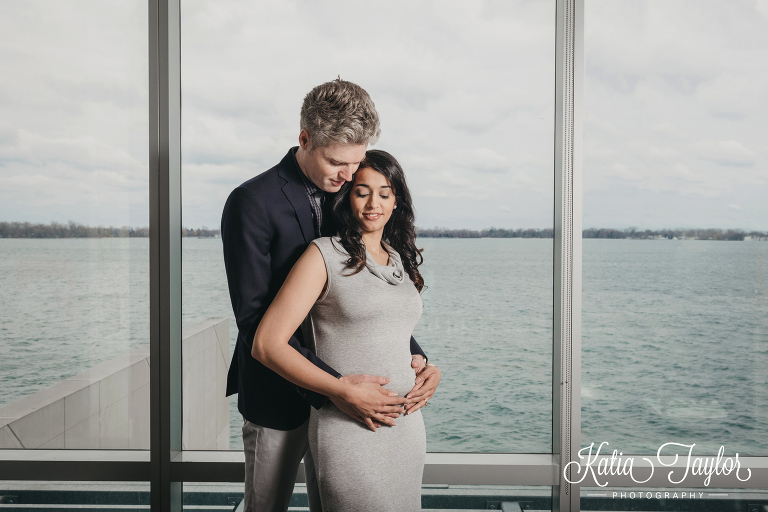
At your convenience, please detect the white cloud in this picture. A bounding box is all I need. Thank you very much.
[177,0,556,228]
[583,0,768,230]
[0,0,148,226]
[1,0,766,230]
[691,140,758,167]
[756,0,768,19]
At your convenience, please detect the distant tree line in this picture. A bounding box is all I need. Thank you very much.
[416,227,554,238]
[582,227,768,241]
[0,221,149,238]
[2,222,766,241]
[417,226,768,240]
[0,221,220,238]
[181,227,220,238]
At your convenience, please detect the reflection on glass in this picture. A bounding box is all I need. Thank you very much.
[0,482,149,507]
[0,0,149,449]
[582,0,768,455]
[181,0,555,452]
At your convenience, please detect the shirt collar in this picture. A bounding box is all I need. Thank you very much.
[292,147,322,195]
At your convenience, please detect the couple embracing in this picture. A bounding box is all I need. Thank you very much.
[222,78,443,512]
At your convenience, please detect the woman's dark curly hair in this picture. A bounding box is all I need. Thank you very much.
[331,149,425,292]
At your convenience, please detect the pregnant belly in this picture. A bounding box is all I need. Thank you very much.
[381,364,418,398]
[324,351,417,398]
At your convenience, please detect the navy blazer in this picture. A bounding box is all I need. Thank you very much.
[222,148,427,430]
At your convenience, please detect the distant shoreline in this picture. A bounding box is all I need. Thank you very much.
[1,222,767,241]
[416,227,768,241]
[0,222,219,239]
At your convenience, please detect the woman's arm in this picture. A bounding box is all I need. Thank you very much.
[251,243,409,430]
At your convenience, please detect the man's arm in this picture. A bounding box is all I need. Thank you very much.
[221,186,337,408]
[410,336,427,364]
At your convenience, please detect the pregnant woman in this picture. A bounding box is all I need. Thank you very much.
[252,150,429,511]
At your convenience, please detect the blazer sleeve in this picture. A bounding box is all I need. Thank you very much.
[410,335,428,363]
[221,186,340,409]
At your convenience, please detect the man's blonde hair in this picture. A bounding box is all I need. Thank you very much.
[300,78,380,150]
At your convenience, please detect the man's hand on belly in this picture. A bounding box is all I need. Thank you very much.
[411,355,426,374]
[331,374,412,432]
[404,363,442,415]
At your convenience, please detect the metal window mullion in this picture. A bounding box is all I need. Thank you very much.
[170,453,561,485]
[149,0,182,508]
[0,451,150,482]
[570,0,584,508]
[553,0,583,511]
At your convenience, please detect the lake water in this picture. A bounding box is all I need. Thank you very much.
[1,238,766,454]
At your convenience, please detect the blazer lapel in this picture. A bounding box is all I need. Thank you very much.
[278,149,316,245]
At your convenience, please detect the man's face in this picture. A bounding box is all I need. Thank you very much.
[296,131,367,193]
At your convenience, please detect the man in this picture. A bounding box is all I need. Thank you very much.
[221,79,441,512]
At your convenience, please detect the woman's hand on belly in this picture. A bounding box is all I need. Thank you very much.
[331,376,413,432]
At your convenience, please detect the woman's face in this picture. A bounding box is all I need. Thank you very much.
[349,166,397,235]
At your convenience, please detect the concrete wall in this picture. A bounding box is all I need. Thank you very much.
[0,318,230,450]
[181,317,231,450]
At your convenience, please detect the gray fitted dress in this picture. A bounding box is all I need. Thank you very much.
[303,236,426,512]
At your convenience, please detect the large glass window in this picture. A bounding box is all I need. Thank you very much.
[180,0,555,453]
[6,1,763,508]
[582,0,768,456]
[0,0,149,449]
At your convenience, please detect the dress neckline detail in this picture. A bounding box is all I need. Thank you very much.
[364,241,405,285]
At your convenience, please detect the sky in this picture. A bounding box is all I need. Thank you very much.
[0,0,766,231]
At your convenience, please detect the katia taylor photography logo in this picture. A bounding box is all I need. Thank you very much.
[564,442,752,487]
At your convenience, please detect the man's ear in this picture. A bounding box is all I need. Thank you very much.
[298,129,311,151]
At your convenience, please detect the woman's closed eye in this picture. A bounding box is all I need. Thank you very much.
[355,192,390,199]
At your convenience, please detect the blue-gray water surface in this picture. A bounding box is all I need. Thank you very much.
[0,238,765,454]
